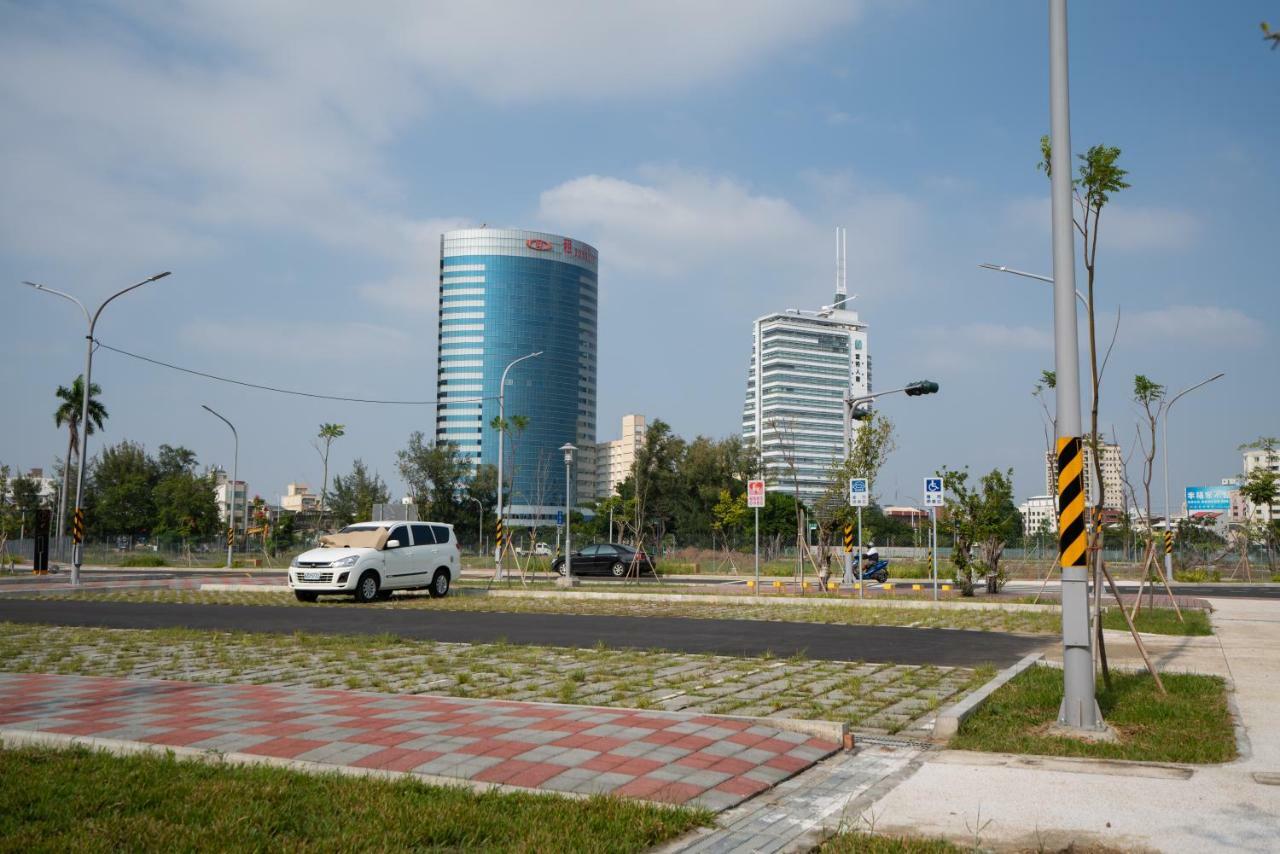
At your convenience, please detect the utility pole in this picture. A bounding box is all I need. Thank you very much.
[1048,0,1103,733]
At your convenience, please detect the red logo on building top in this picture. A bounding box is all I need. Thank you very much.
[525,239,553,251]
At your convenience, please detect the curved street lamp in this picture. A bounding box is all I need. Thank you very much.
[202,405,239,569]
[494,351,542,573]
[1161,373,1225,580]
[23,272,172,583]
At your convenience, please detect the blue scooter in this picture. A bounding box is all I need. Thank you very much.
[854,555,890,584]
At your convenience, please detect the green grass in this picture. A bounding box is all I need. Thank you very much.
[117,554,167,567]
[950,664,1236,763]
[1101,607,1212,636]
[821,831,961,853]
[0,744,709,852]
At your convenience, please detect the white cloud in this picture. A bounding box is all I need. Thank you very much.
[0,1,866,294]
[1126,305,1265,347]
[953,323,1052,350]
[538,168,812,278]
[182,320,421,364]
[1001,197,1200,252]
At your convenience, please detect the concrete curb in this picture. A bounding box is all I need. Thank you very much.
[931,652,1044,742]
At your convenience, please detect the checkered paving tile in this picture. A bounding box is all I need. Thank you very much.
[0,672,837,810]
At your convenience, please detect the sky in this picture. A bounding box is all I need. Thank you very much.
[1,1,1277,513]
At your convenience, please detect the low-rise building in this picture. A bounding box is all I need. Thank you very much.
[1018,495,1057,535]
[212,468,248,530]
[1044,439,1125,512]
[280,483,320,514]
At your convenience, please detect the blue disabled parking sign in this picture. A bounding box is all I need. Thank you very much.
[556,510,566,526]
[924,477,944,507]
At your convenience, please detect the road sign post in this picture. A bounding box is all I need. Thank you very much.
[748,480,766,596]
[848,478,869,590]
[924,478,944,601]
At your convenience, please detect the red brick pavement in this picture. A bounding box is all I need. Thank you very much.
[0,672,837,811]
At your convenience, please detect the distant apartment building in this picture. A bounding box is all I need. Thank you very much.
[596,414,645,498]
[212,468,248,529]
[1018,495,1057,534]
[280,483,320,514]
[1242,445,1280,522]
[1044,439,1124,514]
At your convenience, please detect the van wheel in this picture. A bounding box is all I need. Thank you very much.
[354,571,380,603]
[294,590,318,603]
[429,569,450,598]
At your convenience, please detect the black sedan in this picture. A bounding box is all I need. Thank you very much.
[553,543,657,578]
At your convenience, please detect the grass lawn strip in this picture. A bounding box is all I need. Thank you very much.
[949,663,1235,764]
[0,743,707,852]
[0,623,991,736]
[820,830,962,853]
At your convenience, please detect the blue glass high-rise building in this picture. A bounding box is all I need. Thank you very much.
[435,228,598,524]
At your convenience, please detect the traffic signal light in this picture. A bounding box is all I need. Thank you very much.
[905,380,940,397]
[850,403,873,421]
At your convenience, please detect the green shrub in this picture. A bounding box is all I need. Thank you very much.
[1174,568,1222,583]
[119,554,166,568]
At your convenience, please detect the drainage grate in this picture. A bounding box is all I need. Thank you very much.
[854,733,938,750]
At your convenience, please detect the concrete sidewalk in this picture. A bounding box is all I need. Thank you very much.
[864,597,1280,852]
[0,672,837,812]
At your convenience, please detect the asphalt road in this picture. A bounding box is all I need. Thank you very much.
[0,599,1043,668]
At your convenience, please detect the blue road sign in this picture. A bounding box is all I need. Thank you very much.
[849,478,869,507]
[924,477,944,507]
[556,510,566,526]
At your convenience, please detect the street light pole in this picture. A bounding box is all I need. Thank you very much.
[23,272,172,584]
[495,351,542,575]
[978,264,1089,310]
[559,443,577,587]
[468,496,484,557]
[1048,0,1101,733]
[1161,373,1225,581]
[202,405,238,569]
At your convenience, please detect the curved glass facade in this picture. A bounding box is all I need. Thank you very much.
[435,228,598,522]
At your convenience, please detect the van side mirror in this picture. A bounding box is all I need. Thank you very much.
[385,539,400,549]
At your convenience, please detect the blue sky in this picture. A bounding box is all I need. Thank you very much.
[2,1,1276,512]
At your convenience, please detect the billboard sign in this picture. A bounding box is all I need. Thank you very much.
[747,480,766,508]
[1185,485,1233,512]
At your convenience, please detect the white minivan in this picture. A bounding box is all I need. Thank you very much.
[289,521,460,603]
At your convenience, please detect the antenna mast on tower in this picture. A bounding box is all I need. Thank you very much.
[834,226,847,307]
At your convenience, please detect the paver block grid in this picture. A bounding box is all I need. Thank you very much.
[0,672,837,811]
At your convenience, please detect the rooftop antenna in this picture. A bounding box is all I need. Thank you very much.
[834,226,847,307]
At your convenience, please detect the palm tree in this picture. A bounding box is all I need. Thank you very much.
[313,423,345,529]
[53,376,107,547]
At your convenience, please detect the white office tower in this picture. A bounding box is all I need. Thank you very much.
[742,228,869,507]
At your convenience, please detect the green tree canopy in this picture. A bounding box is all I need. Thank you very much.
[326,459,390,527]
[939,467,1021,596]
[396,432,469,524]
[91,441,157,540]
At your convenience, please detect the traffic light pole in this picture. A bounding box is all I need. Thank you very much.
[1049,0,1103,733]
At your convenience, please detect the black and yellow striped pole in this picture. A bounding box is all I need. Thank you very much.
[1047,0,1103,733]
[842,524,853,554]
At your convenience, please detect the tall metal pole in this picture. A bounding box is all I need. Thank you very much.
[202,405,238,569]
[754,505,760,596]
[561,444,575,581]
[931,507,938,601]
[1049,0,1100,732]
[494,351,542,575]
[857,505,863,599]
